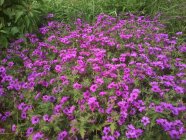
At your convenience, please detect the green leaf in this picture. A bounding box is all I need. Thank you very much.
[93,135,101,140]
[0,0,4,6]
[3,8,15,18]
[110,123,116,135]
[25,16,30,28]
[11,27,19,35]
[53,126,61,132]
[0,23,3,29]
[0,36,8,47]
[15,11,24,23]
[80,127,86,139]
[82,78,91,87]
[0,29,8,34]
[41,125,50,132]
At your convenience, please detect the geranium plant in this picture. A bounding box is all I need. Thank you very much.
[0,14,185,140]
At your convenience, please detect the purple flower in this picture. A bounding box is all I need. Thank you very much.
[99,91,107,96]
[1,116,6,121]
[126,125,143,139]
[60,96,69,104]
[130,89,139,100]
[0,88,4,96]
[168,130,180,139]
[98,108,105,113]
[90,84,98,92]
[174,86,184,94]
[107,82,117,89]
[114,131,120,138]
[141,116,150,126]
[0,128,5,134]
[21,112,27,119]
[57,131,68,140]
[4,111,11,117]
[12,124,16,132]
[171,108,179,115]
[43,114,50,122]
[88,97,96,104]
[151,85,161,93]
[26,127,34,136]
[73,82,82,90]
[54,104,62,113]
[42,95,49,102]
[35,92,41,100]
[49,96,56,103]
[103,127,110,135]
[176,32,182,35]
[32,132,44,140]
[83,91,91,99]
[55,65,62,73]
[94,78,104,85]
[0,66,6,73]
[88,97,99,111]
[155,106,164,113]
[8,62,14,67]
[31,116,40,125]
[102,136,110,140]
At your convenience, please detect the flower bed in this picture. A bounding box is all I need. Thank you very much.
[0,14,186,140]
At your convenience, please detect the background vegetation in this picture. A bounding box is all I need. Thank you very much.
[44,0,186,34]
[0,0,186,48]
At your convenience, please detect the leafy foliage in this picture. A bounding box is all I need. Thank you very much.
[0,0,44,48]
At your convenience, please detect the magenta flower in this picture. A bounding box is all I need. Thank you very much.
[8,62,14,67]
[88,97,99,111]
[26,127,34,136]
[32,132,44,140]
[43,114,50,122]
[57,131,68,140]
[155,106,164,113]
[141,116,150,126]
[34,92,41,100]
[73,82,82,90]
[21,112,27,119]
[0,66,6,73]
[94,78,104,85]
[49,96,56,103]
[169,130,180,139]
[5,111,11,117]
[176,32,182,35]
[31,116,40,125]
[47,13,54,18]
[103,127,110,135]
[126,125,143,139]
[12,124,16,132]
[83,91,91,99]
[99,91,107,96]
[114,131,120,138]
[90,84,98,92]
[0,128,5,134]
[60,96,69,104]
[55,65,62,73]
[174,86,184,94]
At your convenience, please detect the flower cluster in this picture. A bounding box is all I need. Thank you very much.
[0,13,185,139]
[156,119,186,139]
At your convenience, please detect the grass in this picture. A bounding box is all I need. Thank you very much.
[43,0,186,35]
[1,0,185,48]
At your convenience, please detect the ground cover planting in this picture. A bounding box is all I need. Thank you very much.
[0,14,186,140]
